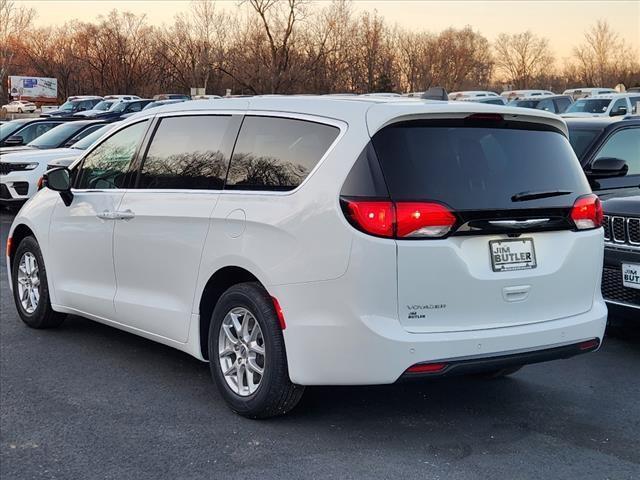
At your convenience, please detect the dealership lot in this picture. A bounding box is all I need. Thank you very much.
[1,211,638,480]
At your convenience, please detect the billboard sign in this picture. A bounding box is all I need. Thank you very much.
[8,76,57,102]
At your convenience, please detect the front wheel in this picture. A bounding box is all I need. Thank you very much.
[208,282,304,418]
[11,236,66,329]
[17,108,23,113]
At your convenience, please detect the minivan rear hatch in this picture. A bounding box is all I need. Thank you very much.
[370,116,600,333]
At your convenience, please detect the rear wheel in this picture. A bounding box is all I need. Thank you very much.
[208,282,304,418]
[11,236,66,329]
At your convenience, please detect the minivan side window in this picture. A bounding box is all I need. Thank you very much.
[595,128,640,175]
[138,115,234,190]
[75,120,148,190]
[226,116,340,191]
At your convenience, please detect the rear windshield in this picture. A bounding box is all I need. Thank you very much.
[372,122,591,210]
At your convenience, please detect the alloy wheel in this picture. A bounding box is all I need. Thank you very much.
[218,307,266,396]
[17,252,40,314]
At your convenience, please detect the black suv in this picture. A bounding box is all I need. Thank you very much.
[601,195,640,321]
[567,116,640,199]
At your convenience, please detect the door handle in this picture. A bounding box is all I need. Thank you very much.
[97,210,135,221]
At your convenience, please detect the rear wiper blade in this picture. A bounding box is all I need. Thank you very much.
[511,190,572,202]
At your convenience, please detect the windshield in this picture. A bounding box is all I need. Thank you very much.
[568,128,602,160]
[28,123,83,148]
[566,99,612,114]
[72,124,111,149]
[92,100,116,111]
[58,101,77,112]
[111,102,128,113]
[0,120,28,140]
[510,100,540,109]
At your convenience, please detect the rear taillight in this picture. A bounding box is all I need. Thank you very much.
[395,202,456,238]
[344,200,394,237]
[342,199,456,239]
[405,362,448,374]
[571,194,603,230]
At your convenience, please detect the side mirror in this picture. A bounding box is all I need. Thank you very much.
[610,106,627,117]
[43,167,74,206]
[4,135,24,146]
[588,157,629,179]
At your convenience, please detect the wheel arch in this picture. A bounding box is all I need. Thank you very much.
[8,223,37,270]
[198,265,265,360]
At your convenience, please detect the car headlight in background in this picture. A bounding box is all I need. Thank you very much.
[0,162,40,174]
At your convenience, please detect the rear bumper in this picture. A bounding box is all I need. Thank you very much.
[278,276,607,385]
[400,338,600,380]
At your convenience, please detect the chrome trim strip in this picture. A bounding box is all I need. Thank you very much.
[602,215,610,241]
[604,299,640,310]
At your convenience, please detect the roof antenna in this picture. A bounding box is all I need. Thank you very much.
[421,87,448,101]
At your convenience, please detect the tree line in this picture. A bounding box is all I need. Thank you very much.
[2,0,639,101]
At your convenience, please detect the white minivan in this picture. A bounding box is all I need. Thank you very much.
[6,97,607,418]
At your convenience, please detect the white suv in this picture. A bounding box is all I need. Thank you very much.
[6,97,607,418]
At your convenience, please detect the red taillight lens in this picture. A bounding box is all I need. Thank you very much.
[406,362,448,374]
[343,199,456,239]
[395,202,457,238]
[344,200,395,238]
[571,194,603,230]
[578,338,600,351]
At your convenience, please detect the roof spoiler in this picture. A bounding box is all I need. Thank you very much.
[421,87,448,101]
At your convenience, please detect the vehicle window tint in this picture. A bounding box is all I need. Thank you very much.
[595,128,640,175]
[610,98,627,115]
[372,122,591,210]
[536,98,556,113]
[1,121,30,141]
[485,99,504,105]
[629,96,640,114]
[15,122,60,144]
[226,116,340,191]
[138,115,233,189]
[554,97,571,113]
[75,121,148,189]
[29,123,82,148]
[568,128,601,160]
[128,102,143,113]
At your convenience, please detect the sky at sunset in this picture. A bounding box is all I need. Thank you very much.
[27,0,640,60]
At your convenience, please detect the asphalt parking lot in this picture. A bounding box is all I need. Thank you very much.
[1,210,639,480]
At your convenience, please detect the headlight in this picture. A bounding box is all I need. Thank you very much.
[0,162,40,173]
[23,162,39,170]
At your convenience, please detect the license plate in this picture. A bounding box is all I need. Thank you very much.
[622,263,640,290]
[489,238,537,272]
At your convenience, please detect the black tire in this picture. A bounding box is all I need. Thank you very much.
[471,365,523,379]
[208,282,304,418]
[17,108,23,113]
[11,236,66,329]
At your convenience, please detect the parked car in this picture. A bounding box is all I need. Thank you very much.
[86,99,153,121]
[1,123,114,205]
[458,96,507,105]
[72,99,121,118]
[1,120,107,156]
[566,117,640,198]
[500,90,555,101]
[142,99,188,111]
[508,95,574,114]
[600,195,640,322]
[0,118,69,147]
[1,100,37,114]
[153,93,190,100]
[563,88,617,100]
[40,96,103,118]
[448,91,500,100]
[7,97,606,418]
[562,93,640,118]
[103,95,140,101]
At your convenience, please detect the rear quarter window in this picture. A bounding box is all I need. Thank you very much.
[225,116,340,191]
[372,121,591,210]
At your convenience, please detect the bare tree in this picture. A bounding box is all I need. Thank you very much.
[570,19,640,87]
[494,31,554,89]
[0,0,36,99]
